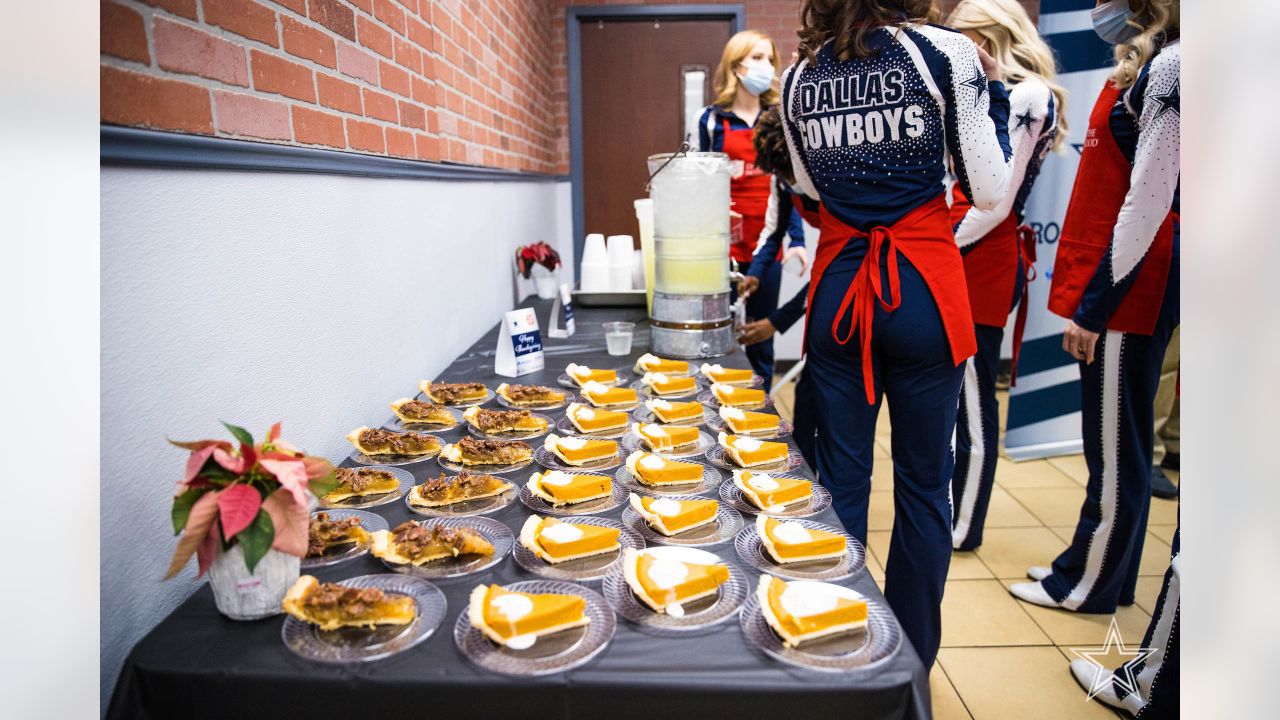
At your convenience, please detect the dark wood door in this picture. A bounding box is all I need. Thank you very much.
[579,17,733,243]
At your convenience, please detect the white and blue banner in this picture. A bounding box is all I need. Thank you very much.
[495,307,545,377]
[1004,0,1114,460]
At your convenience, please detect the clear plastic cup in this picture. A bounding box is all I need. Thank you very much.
[603,321,636,356]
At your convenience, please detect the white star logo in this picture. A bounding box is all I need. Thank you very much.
[1069,618,1157,701]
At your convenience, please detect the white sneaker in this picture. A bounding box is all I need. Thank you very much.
[1008,580,1060,608]
[1069,659,1129,711]
[1027,566,1051,581]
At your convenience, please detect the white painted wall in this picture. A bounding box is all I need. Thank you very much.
[100,168,572,707]
[773,221,819,361]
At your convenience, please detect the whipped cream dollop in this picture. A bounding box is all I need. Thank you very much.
[637,353,658,366]
[701,363,725,374]
[540,522,585,543]
[746,473,779,491]
[566,363,589,378]
[645,372,670,385]
[645,557,690,590]
[720,406,745,421]
[555,436,587,450]
[732,436,763,452]
[573,406,596,420]
[540,471,573,486]
[639,454,666,470]
[650,498,684,516]
[491,593,534,621]
[779,582,840,618]
[773,521,814,544]
[648,398,672,410]
[643,424,668,437]
[582,380,608,395]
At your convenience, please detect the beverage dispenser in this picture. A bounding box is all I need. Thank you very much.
[646,151,735,358]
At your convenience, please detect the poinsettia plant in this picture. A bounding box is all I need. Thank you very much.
[165,422,338,579]
[514,242,562,279]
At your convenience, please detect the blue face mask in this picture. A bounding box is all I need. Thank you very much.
[1092,0,1138,45]
[737,62,774,96]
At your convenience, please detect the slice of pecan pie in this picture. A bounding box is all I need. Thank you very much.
[307,512,371,557]
[419,380,489,404]
[409,472,514,507]
[346,426,442,457]
[283,575,417,631]
[440,436,533,466]
[323,467,402,503]
[463,406,548,435]
[369,520,495,565]
[496,382,566,406]
[389,398,456,426]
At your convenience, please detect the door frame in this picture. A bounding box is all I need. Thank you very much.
[566,4,746,282]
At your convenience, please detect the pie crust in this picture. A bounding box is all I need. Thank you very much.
[419,380,488,404]
[580,381,638,408]
[565,402,629,433]
[463,406,548,434]
[307,512,371,557]
[518,515,621,564]
[624,451,704,486]
[719,406,781,434]
[732,470,813,510]
[346,426,441,457]
[700,363,756,385]
[409,472,514,507]
[526,470,613,507]
[756,574,867,648]
[621,547,730,614]
[369,520,494,565]
[496,383,566,406]
[711,383,767,408]
[440,436,533,466]
[323,467,402,503]
[283,575,417,631]
[544,433,618,466]
[627,493,718,536]
[632,422,701,451]
[755,515,847,564]
[468,584,589,648]
[634,353,692,376]
[717,432,789,468]
[389,398,456,426]
[645,399,705,424]
[641,372,698,396]
[565,363,617,387]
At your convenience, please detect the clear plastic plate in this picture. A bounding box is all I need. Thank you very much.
[318,465,414,510]
[704,445,804,474]
[454,580,616,676]
[556,368,632,389]
[512,516,645,582]
[629,378,701,400]
[416,386,494,408]
[734,518,865,581]
[382,406,464,434]
[705,412,795,440]
[518,476,629,516]
[615,462,722,496]
[601,547,747,636]
[533,445,622,473]
[554,414,629,440]
[404,480,518,518]
[573,393,640,412]
[437,445,535,475]
[281,573,447,664]
[718,475,832,518]
[466,412,554,441]
[621,498,743,547]
[621,429,715,459]
[301,509,389,569]
[494,390,569,411]
[376,516,513,581]
[696,389,773,410]
[739,584,901,672]
[630,405,713,428]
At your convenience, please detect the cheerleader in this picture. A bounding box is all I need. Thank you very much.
[944,0,1069,551]
[697,30,805,390]
[781,0,1012,667]
[1010,0,1179,614]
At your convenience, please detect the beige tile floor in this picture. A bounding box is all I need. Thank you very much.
[772,380,1179,720]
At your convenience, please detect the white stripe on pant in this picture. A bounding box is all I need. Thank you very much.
[952,357,985,548]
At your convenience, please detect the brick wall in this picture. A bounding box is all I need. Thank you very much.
[102,1,1039,176]
[101,0,561,172]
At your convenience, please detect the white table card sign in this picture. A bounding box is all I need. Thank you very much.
[547,283,575,338]
[495,307,545,377]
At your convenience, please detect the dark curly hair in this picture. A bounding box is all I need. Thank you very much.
[752,107,793,184]
[798,0,935,64]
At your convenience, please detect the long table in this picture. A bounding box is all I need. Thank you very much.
[107,298,930,719]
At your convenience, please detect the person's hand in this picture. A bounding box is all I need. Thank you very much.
[738,274,760,298]
[737,318,777,346]
[783,246,809,275]
[976,45,1002,83]
[1062,320,1100,364]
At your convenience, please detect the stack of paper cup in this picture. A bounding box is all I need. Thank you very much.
[579,233,609,292]
[607,235,634,291]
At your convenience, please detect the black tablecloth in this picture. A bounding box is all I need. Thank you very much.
[107,298,930,720]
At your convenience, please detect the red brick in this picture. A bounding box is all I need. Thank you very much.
[138,0,197,19]
[100,66,212,133]
[292,105,345,147]
[410,74,434,106]
[372,0,406,35]
[379,60,410,97]
[336,42,378,84]
[214,90,291,139]
[101,1,150,64]
[385,126,415,158]
[316,72,362,114]
[349,0,372,12]
[308,0,355,41]
[251,50,315,102]
[281,16,336,68]
[345,118,385,153]
[275,0,307,13]
[356,15,393,59]
[153,18,248,86]
[415,132,439,161]
[204,0,279,47]
[406,14,433,52]
[361,87,397,122]
[393,36,421,74]
[394,0,417,15]
[447,138,464,161]
[398,99,425,130]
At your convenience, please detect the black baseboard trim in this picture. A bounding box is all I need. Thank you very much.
[774,359,800,374]
[100,125,567,183]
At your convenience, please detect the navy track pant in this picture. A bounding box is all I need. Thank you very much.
[733,259,781,391]
[1115,524,1179,718]
[807,241,963,669]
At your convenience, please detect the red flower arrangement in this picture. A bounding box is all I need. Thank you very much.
[165,422,338,578]
[514,242,562,279]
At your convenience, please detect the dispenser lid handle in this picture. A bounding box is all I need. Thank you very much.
[644,141,692,193]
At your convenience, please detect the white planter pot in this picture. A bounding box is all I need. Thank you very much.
[207,544,300,620]
[531,264,559,299]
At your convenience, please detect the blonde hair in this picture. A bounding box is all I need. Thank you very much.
[947,0,1069,151]
[1110,0,1179,89]
[713,30,780,107]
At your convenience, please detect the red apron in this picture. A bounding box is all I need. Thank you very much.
[790,192,822,227]
[1048,82,1174,335]
[948,184,1038,385]
[804,194,977,405]
[722,117,772,263]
